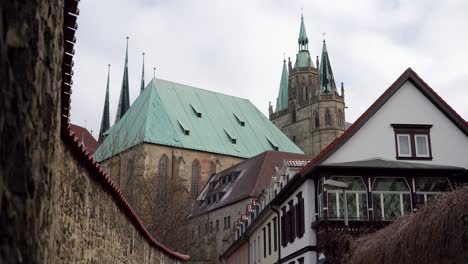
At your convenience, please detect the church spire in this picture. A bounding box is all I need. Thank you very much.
[276,59,289,111]
[298,13,309,51]
[98,64,111,143]
[319,40,337,95]
[140,52,145,94]
[115,37,131,123]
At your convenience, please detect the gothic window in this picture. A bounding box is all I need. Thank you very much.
[290,102,296,122]
[314,111,320,129]
[302,86,307,102]
[158,154,169,178]
[337,110,343,129]
[191,159,201,197]
[325,109,332,128]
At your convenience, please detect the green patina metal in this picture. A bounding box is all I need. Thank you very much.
[294,51,311,68]
[298,13,308,51]
[115,37,131,123]
[94,78,303,161]
[319,40,337,95]
[294,14,313,69]
[98,65,111,143]
[276,60,289,111]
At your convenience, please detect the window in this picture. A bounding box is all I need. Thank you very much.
[273,217,278,251]
[258,236,261,262]
[325,108,331,128]
[392,124,433,160]
[415,177,452,206]
[372,177,411,220]
[263,227,266,258]
[327,176,368,220]
[337,110,343,129]
[290,102,296,122]
[267,223,272,255]
[298,257,304,264]
[158,154,169,178]
[216,219,219,231]
[253,239,257,264]
[191,160,200,197]
[281,206,287,246]
[296,192,305,237]
[288,200,295,243]
[314,111,320,129]
[227,216,231,229]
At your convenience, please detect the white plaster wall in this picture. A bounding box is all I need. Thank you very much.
[248,212,279,264]
[280,180,317,259]
[324,81,468,167]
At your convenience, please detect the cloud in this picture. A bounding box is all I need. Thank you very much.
[71,0,468,138]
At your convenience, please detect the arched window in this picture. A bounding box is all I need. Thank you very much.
[314,111,320,129]
[337,110,343,129]
[302,86,307,102]
[158,154,169,178]
[290,102,296,122]
[325,109,332,128]
[191,160,201,197]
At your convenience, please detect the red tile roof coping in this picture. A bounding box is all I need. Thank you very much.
[59,0,189,261]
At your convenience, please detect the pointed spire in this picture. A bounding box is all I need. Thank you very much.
[153,67,156,78]
[316,56,319,70]
[276,59,289,111]
[115,37,131,123]
[298,13,309,51]
[140,52,145,94]
[98,64,111,143]
[319,40,337,95]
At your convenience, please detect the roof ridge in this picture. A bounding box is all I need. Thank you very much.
[152,77,250,101]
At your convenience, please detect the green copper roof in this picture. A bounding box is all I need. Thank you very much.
[94,79,303,161]
[115,37,131,123]
[298,14,309,49]
[98,65,111,143]
[294,50,312,68]
[276,60,289,111]
[319,40,337,95]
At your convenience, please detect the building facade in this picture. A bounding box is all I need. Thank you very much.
[270,14,346,157]
[226,68,468,263]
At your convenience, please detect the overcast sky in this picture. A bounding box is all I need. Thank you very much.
[71,0,468,138]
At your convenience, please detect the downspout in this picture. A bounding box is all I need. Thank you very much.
[271,205,281,264]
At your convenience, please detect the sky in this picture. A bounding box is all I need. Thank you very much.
[71,0,468,138]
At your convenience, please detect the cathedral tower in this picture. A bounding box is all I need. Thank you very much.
[269,14,346,157]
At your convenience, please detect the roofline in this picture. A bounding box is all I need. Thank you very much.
[298,68,468,176]
[188,195,255,219]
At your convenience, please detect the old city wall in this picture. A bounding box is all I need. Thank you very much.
[0,0,186,263]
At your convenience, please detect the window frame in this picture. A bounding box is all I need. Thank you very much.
[392,124,433,160]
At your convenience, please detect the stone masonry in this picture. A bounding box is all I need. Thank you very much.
[0,1,188,262]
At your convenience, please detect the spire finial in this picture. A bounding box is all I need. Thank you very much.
[283,52,286,62]
[153,67,156,78]
[322,32,326,42]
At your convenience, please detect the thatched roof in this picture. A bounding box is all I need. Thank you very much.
[342,187,468,264]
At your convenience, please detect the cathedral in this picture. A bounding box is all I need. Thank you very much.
[269,14,347,157]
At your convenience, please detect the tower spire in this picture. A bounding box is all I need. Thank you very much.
[276,59,289,111]
[115,37,131,123]
[98,64,111,143]
[140,52,145,94]
[319,40,337,95]
[298,12,309,51]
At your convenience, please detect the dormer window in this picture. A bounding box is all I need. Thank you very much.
[392,124,432,160]
[190,104,202,118]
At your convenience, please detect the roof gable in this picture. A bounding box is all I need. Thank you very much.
[300,68,468,174]
[94,79,303,161]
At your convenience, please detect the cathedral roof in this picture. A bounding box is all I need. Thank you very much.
[276,60,289,111]
[94,78,303,161]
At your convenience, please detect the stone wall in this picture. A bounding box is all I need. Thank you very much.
[0,0,188,262]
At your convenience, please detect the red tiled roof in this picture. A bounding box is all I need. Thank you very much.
[299,68,468,176]
[69,124,99,155]
[60,0,189,261]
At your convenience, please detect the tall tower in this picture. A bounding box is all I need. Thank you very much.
[269,14,346,157]
[115,37,131,123]
[98,64,111,143]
